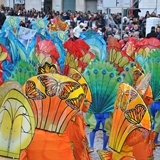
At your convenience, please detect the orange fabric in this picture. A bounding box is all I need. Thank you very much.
[66,114,91,160]
[20,150,27,160]
[132,136,148,160]
[126,129,145,146]
[120,157,135,160]
[20,129,74,160]
[112,129,146,160]
[143,85,153,106]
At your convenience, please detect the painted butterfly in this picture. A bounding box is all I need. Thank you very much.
[66,94,85,110]
[38,62,58,74]
[115,88,138,111]
[71,73,81,81]
[38,75,80,100]
[124,104,146,125]
[26,80,46,100]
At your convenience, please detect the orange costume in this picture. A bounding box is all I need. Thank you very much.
[66,113,91,160]
[98,83,151,160]
[19,66,92,160]
[20,71,87,160]
[132,68,153,160]
[66,68,92,160]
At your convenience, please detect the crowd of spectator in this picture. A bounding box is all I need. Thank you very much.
[1,4,160,43]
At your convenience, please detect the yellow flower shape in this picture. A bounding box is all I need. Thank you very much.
[80,53,92,64]
[0,46,7,62]
[108,49,129,68]
[137,47,151,57]
[65,52,71,65]
[36,52,52,65]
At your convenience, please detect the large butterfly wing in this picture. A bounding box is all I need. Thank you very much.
[38,75,80,100]
[115,88,138,111]
[38,62,58,74]
[26,81,46,100]
[59,82,80,100]
[66,94,85,110]
[38,75,58,97]
[119,90,138,111]
[124,104,146,125]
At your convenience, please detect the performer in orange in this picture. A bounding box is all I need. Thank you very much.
[132,66,154,160]
[106,83,151,160]
[20,65,88,160]
[66,69,92,160]
[98,68,152,160]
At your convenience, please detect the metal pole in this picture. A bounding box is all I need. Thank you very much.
[156,0,158,14]
[41,0,44,12]
[121,7,123,39]
[107,8,109,26]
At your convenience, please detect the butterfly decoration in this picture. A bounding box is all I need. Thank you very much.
[109,83,151,152]
[66,94,85,110]
[38,75,80,100]
[68,68,92,112]
[26,80,46,100]
[0,88,35,159]
[38,62,58,74]
[124,104,146,125]
[23,73,85,133]
[115,88,138,111]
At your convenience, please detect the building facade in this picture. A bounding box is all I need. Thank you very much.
[25,0,99,12]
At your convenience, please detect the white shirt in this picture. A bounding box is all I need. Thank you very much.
[73,25,83,38]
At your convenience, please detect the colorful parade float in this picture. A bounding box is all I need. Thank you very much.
[0,15,160,160]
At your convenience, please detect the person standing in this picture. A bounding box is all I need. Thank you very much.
[146,26,158,38]
[73,22,84,40]
[0,9,6,29]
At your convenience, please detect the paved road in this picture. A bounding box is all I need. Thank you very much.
[86,127,160,160]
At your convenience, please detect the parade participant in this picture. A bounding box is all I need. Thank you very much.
[98,65,153,160]
[132,66,154,160]
[98,83,151,160]
[20,64,87,160]
[66,68,92,160]
[150,101,160,146]
[83,61,123,153]
[136,52,160,149]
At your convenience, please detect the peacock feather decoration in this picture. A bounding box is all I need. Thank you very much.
[142,49,160,101]
[83,61,123,113]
